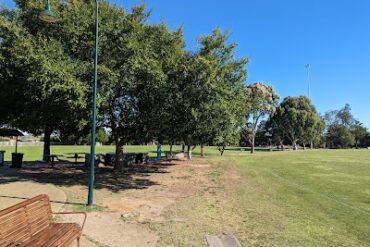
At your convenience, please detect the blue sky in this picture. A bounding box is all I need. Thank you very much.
[2,0,370,128]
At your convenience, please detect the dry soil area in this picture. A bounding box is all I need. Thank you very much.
[0,158,212,247]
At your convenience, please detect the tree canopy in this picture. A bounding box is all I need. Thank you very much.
[268,96,324,150]
[243,82,279,153]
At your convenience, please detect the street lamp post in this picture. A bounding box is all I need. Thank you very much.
[40,0,99,206]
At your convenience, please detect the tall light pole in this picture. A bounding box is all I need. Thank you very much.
[40,0,99,206]
[305,64,311,99]
[305,64,314,149]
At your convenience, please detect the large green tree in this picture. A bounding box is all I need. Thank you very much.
[350,120,368,148]
[324,104,363,149]
[242,82,279,153]
[174,30,247,158]
[269,96,323,150]
[0,4,87,160]
[326,124,355,148]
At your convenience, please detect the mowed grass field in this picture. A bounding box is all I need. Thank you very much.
[152,149,370,246]
[1,145,370,246]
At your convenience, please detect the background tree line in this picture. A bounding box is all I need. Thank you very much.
[1,0,368,167]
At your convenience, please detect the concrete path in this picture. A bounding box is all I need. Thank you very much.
[206,235,243,247]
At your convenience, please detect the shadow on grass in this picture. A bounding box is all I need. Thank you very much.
[0,161,175,193]
[224,147,285,152]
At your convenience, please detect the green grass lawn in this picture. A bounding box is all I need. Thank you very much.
[154,148,370,247]
[0,145,209,161]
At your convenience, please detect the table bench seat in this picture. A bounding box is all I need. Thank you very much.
[0,195,86,247]
[21,223,81,247]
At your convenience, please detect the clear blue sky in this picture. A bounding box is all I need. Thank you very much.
[2,0,370,128]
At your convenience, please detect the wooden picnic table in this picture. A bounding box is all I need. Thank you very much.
[65,152,88,163]
[45,154,64,168]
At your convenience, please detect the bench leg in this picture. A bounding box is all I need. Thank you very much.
[77,237,80,247]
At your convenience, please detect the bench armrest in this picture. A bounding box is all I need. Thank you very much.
[52,212,87,237]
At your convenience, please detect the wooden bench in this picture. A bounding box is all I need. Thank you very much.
[0,194,86,247]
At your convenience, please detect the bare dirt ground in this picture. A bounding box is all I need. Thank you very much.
[0,158,212,247]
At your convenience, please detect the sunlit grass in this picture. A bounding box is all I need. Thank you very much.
[154,149,370,246]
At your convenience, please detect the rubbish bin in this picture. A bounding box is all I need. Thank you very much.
[104,153,113,166]
[11,153,24,168]
[85,153,90,167]
[0,150,5,166]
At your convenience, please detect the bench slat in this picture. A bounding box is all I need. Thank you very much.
[21,223,80,247]
[0,195,82,247]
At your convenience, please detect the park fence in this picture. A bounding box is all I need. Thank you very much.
[0,141,44,147]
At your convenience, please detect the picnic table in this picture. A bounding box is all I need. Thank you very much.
[84,153,105,167]
[123,152,149,165]
[96,152,148,167]
[80,152,149,167]
[44,154,64,168]
[65,152,88,163]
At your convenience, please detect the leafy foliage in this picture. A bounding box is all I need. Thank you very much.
[268,96,323,150]
[324,105,368,148]
[242,82,279,153]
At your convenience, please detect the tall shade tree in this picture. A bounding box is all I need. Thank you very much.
[242,82,279,153]
[350,121,367,148]
[91,5,187,169]
[326,124,355,148]
[323,104,365,149]
[176,29,248,158]
[269,96,323,150]
[301,115,326,149]
[0,6,87,160]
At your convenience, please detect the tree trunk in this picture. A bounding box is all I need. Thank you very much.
[200,144,205,157]
[310,142,313,149]
[251,136,255,154]
[220,146,225,156]
[169,142,173,158]
[114,138,124,172]
[182,143,185,153]
[43,127,52,161]
[187,145,192,160]
[303,144,306,150]
[292,140,298,150]
[157,143,162,160]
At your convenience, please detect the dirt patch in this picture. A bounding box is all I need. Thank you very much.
[0,158,212,246]
[101,159,210,222]
[227,170,242,180]
[0,181,67,212]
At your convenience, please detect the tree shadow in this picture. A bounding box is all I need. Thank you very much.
[0,160,175,193]
[0,195,86,207]
[224,147,284,152]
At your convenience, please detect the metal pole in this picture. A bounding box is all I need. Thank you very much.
[88,0,99,206]
[305,64,311,99]
[305,64,314,149]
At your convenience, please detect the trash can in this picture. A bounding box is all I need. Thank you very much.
[0,151,5,166]
[104,153,113,166]
[85,153,90,167]
[11,153,24,168]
